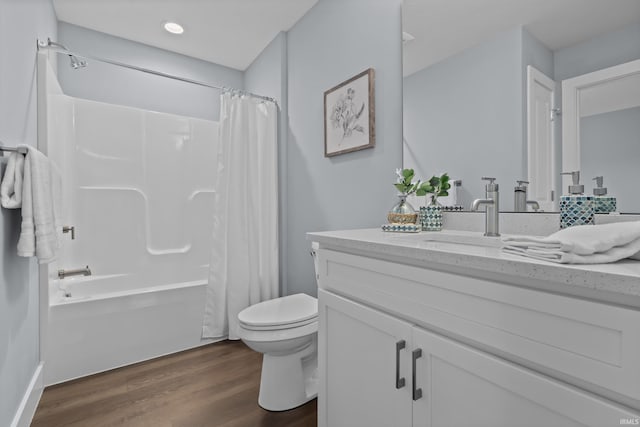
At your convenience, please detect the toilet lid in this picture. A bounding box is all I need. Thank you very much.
[238,293,318,329]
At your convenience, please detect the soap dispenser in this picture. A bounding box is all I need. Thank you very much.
[592,176,617,214]
[559,171,594,229]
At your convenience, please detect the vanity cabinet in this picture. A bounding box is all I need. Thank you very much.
[316,247,640,427]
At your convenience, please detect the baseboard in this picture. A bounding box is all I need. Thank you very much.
[10,362,44,427]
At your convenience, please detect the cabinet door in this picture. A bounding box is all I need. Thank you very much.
[411,327,638,427]
[318,289,413,427]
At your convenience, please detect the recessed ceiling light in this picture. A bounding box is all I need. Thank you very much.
[163,21,184,35]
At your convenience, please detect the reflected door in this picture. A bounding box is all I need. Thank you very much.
[527,66,556,212]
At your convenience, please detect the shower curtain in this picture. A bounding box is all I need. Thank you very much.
[202,92,279,340]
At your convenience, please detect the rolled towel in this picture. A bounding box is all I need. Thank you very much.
[1,152,25,208]
[502,221,640,264]
[17,147,62,264]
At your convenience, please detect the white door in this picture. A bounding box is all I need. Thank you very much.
[527,66,556,211]
[318,289,413,427]
[411,326,637,427]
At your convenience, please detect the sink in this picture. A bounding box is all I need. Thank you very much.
[422,230,503,248]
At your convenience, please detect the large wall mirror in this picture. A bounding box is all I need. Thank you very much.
[402,0,640,213]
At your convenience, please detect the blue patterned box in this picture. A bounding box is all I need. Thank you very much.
[560,195,594,229]
[382,223,421,233]
[594,196,617,214]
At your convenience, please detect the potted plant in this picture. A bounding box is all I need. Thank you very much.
[388,168,424,224]
[419,173,451,231]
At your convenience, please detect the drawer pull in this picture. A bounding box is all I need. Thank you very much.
[395,340,406,389]
[412,348,423,401]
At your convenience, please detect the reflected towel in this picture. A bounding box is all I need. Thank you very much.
[17,146,62,263]
[1,152,25,208]
[502,221,640,264]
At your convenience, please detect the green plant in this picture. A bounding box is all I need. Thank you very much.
[423,173,451,204]
[394,168,426,195]
[394,169,451,202]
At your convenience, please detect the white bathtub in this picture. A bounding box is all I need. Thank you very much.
[45,276,220,385]
[43,90,222,386]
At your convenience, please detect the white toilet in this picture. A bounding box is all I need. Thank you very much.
[237,244,319,411]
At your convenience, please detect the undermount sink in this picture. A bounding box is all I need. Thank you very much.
[421,230,504,248]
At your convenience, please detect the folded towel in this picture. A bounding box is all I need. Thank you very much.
[1,152,25,208]
[17,146,62,264]
[502,221,640,264]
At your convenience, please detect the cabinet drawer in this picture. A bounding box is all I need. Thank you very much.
[318,248,640,401]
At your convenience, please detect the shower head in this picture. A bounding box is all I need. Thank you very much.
[46,38,87,69]
[69,55,87,69]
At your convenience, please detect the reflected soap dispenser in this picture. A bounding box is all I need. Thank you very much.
[560,171,594,229]
[592,176,617,214]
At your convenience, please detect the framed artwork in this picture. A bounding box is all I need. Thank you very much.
[324,68,375,157]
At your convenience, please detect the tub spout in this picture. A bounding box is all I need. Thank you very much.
[58,266,92,279]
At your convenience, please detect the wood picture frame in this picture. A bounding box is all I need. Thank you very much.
[324,68,375,157]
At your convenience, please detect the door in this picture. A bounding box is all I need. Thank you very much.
[318,289,413,427]
[527,65,557,211]
[411,327,637,427]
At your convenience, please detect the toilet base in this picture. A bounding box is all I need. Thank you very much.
[258,338,318,411]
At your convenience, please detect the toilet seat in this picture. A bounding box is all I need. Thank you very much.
[238,293,318,331]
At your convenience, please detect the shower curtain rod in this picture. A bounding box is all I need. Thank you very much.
[38,40,277,105]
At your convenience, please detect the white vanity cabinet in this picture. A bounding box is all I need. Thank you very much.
[315,244,640,427]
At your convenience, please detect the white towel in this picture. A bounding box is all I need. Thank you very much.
[502,221,640,264]
[16,146,62,264]
[1,152,25,208]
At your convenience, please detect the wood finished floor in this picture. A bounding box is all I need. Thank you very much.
[32,340,317,427]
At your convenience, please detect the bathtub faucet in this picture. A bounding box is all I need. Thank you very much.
[58,266,92,279]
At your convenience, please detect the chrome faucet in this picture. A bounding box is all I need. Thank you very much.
[471,177,500,237]
[514,181,540,212]
[62,225,75,240]
[58,266,92,279]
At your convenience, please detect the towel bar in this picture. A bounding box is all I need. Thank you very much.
[0,144,28,155]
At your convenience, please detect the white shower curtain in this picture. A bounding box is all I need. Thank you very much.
[202,92,279,340]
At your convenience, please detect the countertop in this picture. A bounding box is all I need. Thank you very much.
[307,228,640,308]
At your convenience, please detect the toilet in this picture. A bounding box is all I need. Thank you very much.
[237,244,320,411]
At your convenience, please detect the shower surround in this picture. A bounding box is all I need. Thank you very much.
[42,61,220,385]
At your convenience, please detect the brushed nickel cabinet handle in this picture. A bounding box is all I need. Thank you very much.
[395,340,406,389]
[412,348,423,401]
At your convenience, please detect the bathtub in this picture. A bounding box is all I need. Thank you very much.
[42,87,222,386]
[45,276,220,385]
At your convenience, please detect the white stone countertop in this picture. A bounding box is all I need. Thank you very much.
[307,228,640,308]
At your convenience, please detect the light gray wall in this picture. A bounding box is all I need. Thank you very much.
[0,0,57,424]
[287,0,403,296]
[581,107,640,213]
[244,32,290,294]
[554,22,640,81]
[57,22,244,120]
[403,27,524,209]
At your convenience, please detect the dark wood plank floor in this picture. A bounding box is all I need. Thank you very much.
[32,340,317,427]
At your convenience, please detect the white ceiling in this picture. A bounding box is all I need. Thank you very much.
[53,0,640,75]
[53,0,319,71]
[403,0,640,76]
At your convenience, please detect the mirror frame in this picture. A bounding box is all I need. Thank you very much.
[561,58,640,189]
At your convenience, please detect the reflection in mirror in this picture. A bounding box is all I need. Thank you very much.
[402,0,640,213]
[562,59,640,212]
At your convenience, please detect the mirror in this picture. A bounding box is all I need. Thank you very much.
[402,0,640,213]
[562,59,640,213]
